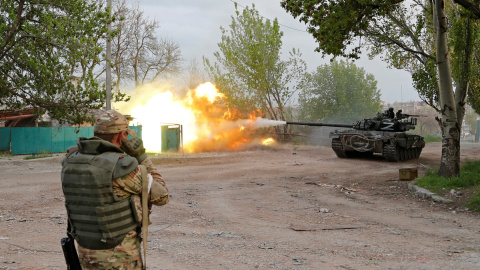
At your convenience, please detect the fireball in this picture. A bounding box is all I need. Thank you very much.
[115,82,281,153]
[262,138,276,146]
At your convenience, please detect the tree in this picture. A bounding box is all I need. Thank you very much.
[203,4,306,121]
[437,1,480,117]
[0,0,117,124]
[180,59,207,96]
[409,103,441,135]
[450,6,480,117]
[280,0,470,177]
[453,0,480,17]
[105,1,182,89]
[298,60,381,123]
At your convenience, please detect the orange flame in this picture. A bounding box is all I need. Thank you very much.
[116,82,275,153]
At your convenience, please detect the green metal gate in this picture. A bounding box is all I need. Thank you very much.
[161,124,181,152]
[2,126,142,155]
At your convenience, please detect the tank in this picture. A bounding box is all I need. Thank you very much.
[287,108,425,162]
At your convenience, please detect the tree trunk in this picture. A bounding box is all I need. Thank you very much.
[435,0,460,177]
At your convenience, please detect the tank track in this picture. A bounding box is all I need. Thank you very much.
[332,138,374,158]
[383,143,422,162]
[332,138,347,158]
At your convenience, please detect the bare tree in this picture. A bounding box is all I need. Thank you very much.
[179,59,207,96]
[100,0,182,90]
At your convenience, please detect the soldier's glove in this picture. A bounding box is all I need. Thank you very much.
[150,180,169,206]
[121,137,147,163]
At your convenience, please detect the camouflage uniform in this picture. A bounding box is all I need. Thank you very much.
[63,110,169,270]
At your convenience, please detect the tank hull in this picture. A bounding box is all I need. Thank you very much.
[329,129,425,162]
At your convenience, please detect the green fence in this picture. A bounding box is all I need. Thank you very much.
[0,126,142,155]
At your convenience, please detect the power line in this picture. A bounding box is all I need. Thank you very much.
[229,0,308,33]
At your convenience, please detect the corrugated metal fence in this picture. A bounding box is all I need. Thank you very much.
[0,126,142,155]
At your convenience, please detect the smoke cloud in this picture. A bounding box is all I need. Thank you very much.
[250,117,286,128]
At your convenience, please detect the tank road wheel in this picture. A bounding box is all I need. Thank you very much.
[383,143,399,162]
[331,138,347,158]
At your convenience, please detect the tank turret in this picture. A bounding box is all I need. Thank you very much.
[287,109,425,162]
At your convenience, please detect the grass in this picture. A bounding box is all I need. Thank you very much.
[468,191,480,212]
[24,151,53,160]
[423,134,443,143]
[414,160,480,211]
[0,151,12,158]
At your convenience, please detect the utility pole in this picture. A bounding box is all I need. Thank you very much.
[106,0,112,110]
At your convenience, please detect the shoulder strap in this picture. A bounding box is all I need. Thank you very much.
[140,165,149,270]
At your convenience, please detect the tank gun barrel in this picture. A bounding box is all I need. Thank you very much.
[403,114,425,117]
[286,121,353,128]
[396,113,425,121]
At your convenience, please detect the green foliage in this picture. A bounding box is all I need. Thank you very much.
[468,81,480,116]
[415,160,480,211]
[412,59,438,107]
[204,4,306,120]
[297,60,381,123]
[458,17,480,116]
[448,5,480,117]
[280,0,404,59]
[0,0,127,125]
[281,1,441,108]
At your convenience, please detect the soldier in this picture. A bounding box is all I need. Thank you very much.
[384,107,395,119]
[61,110,169,269]
[396,109,403,120]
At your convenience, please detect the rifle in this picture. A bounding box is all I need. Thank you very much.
[61,222,82,269]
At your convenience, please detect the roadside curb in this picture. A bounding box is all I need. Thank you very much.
[408,183,454,203]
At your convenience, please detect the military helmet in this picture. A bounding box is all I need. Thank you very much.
[94,110,136,137]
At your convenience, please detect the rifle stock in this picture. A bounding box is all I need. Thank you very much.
[61,235,82,270]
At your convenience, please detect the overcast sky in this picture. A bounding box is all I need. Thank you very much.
[126,0,420,104]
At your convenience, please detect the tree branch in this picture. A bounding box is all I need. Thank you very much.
[1,0,26,60]
[387,13,432,62]
[0,81,89,110]
[453,0,480,18]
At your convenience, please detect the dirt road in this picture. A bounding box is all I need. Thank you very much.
[0,142,479,269]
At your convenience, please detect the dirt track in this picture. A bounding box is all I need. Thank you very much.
[0,142,479,269]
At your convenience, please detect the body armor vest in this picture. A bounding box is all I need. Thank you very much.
[61,138,139,250]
